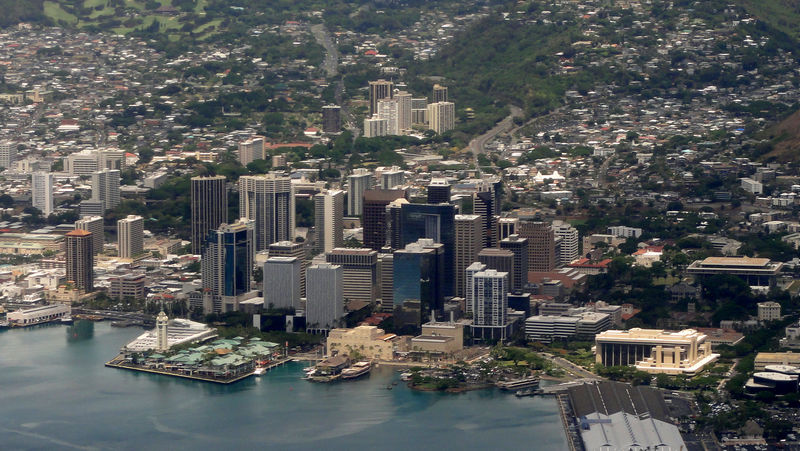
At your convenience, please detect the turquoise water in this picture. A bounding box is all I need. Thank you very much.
[0,322,568,450]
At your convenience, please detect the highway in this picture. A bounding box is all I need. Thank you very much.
[309,24,338,79]
[468,104,524,156]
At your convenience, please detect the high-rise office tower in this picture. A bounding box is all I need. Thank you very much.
[202,219,255,314]
[471,269,509,341]
[263,256,301,309]
[368,79,394,116]
[0,141,16,170]
[75,216,104,256]
[411,98,428,125]
[239,174,295,251]
[65,229,94,293]
[553,222,580,266]
[498,218,519,241]
[268,240,307,297]
[380,166,404,190]
[464,262,487,317]
[427,178,451,204]
[500,234,529,294]
[190,175,228,255]
[314,189,344,254]
[427,101,455,134]
[326,248,378,310]
[377,253,394,313]
[478,248,515,292]
[393,239,445,328]
[31,172,53,215]
[474,191,499,248]
[432,84,448,103]
[306,263,344,333]
[117,215,144,259]
[400,203,456,297]
[97,149,126,171]
[395,91,413,133]
[322,105,341,134]
[454,214,483,298]
[518,221,556,272]
[362,189,407,251]
[347,168,373,216]
[363,115,388,138]
[238,136,265,166]
[91,169,120,212]
[384,197,407,250]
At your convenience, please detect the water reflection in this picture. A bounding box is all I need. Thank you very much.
[67,320,94,342]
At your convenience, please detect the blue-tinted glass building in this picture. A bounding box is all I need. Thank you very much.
[392,239,444,329]
[202,219,254,313]
[400,203,455,297]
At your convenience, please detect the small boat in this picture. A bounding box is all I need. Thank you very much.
[386,385,393,390]
[400,372,413,381]
[515,388,536,397]
[341,361,371,380]
[253,367,266,376]
[60,316,74,325]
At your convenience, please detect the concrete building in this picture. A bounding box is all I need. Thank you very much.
[478,248,515,292]
[238,135,265,166]
[498,218,519,241]
[263,256,302,310]
[471,269,510,341]
[379,166,404,190]
[474,189,500,248]
[327,325,395,360]
[117,215,144,259]
[686,256,783,289]
[741,177,763,195]
[465,262,487,318]
[427,178,451,204]
[500,235,529,294]
[65,150,99,175]
[321,105,341,134]
[326,248,378,310]
[31,172,53,215]
[0,141,16,169]
[109,273,146,300]
[363,115,388,138]
[362,189,406,250]
[65,229,94,293]
[427,101,455,134]
[553,223,579,266]
[314,190,344,254]
[525,312,611,342]
[454,214,483,298]
[518,221,555,272]
[306,263,344,333]
[607,226,643,239]
[754,352,800,370]
[190,175,228,255]
[368,79,394,116]
[347,168,373,216]
[91,169,120,212]
[268,241,307,298]
[595,328,719,375]
[432,84,448,103]
[7,304,70,326]
[75,216,103,256]
[758,301,781,322]
[239,174,295,251]
[201,220,255,314]
[411,320,465,355]
[377,253,394,313]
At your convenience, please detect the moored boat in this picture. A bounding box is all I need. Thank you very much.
[341,361,371,380]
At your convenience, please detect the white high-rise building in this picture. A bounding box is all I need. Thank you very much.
[347,168,373,216]
[465,262,487,317]
[395,91,413,133]
[379,166,404,190]
[306,263,344,333]
[427,101,455,134]
[65,150,99,175]
[117,215,144,259]
[239,174,295,251]
[364,115,388,138]
[314,190,344,254]
[238,136,266,166]
[377,99,399,135]
[263,256,302,309]
[75,216,104,256]
[554,223,579,266]
[471,269,509,341]
[91,169,120,212]
[31,172,53,215]
[0,141,16,170]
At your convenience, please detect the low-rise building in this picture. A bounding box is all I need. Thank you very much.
[757,301,781,322]
[595,328,719,375]
[326,325,396,360]
[754,352,800,370]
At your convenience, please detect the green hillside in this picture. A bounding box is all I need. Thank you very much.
[740,0,800,40]
[0,0,46,27]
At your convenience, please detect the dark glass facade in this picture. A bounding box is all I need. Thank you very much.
[392,244,444,328]
[400,203,455,297]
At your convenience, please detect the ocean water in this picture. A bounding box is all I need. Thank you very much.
[0,322,568,450]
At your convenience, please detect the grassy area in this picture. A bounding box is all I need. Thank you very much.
[740,0,800,40]
[43,1,77,24]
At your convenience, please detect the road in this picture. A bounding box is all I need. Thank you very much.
[541,352,601,380]
[309,24,338,79]
[468,104,524,156]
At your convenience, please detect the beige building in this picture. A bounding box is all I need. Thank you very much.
[595,328,719,375]
[410,321,465,356]
[327,325,397,361]
[754,352,800,370]
[757,301,781,322]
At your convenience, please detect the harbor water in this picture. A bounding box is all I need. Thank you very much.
[0,322,568,450]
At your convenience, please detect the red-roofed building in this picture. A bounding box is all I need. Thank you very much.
[567,258,612,275]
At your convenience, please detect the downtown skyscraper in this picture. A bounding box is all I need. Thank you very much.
[201,219,255,314]
[191,175,228,255]
[239,174,294,251]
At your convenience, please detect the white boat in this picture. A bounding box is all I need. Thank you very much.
[253,367,266,376]
[341,361,371,380]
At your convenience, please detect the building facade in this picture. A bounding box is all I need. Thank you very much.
[75,216,104,256]
[595,328,719,375]
[314,189,344,254]
[347,168,373,217]
[190,175,228,255]
[32,172,53,215]
[239,174,295,251]
[454,214,483,298]
[306,263,344,333]
[65,229,94,293]
[117,215,144,259]
[201,220,255,314]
